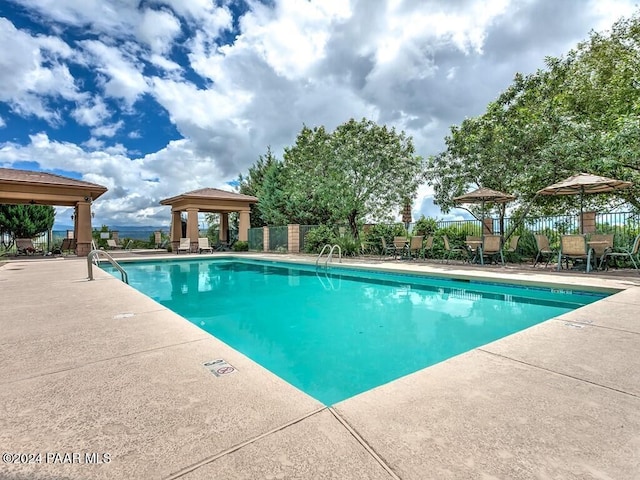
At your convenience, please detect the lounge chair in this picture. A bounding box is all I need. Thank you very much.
[557,235,595,273]
[442,235,471,264]
[198,237,213,253]
[177,237,191,254]
[16,238,41,255]
[107,239,122,250]
[479,234,504,265]
[601,233,640,272]
[533,234,555,268]
[407,235,424,259]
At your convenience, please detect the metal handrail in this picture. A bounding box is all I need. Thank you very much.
[87,249,129,284]
[316,244,342,267]
[315,244,332,266]
[326,244,342,266]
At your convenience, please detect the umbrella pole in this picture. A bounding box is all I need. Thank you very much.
[580,187,584,234]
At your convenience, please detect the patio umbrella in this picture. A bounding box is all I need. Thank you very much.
[453,187,516,235]
[536,172,632,233]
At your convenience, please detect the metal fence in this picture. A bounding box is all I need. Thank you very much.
[299,225,318,252]
[268,226,288,251]
[248,227,263,251]
[436,211,639,238]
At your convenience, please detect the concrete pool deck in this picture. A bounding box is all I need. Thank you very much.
[1,253,639,479]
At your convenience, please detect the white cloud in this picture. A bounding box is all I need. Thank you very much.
[137,8,182,54]
[0,18,81,121]
[80,40,149,106]
[92,120,124,138]
[71,95,110,127]
[1,0,637,226]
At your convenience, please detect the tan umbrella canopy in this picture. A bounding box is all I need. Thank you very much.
[453,187,516,234]
[537,172,632,233]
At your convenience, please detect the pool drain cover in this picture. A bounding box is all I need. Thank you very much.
[204,359,237,376]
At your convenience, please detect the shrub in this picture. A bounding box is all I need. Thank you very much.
[361,223,407,255]
[304,225,337,253]
[412,215,438,236]
[233,241,248,251]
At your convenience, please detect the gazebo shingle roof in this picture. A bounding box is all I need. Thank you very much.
[0,167,107,191]
[160,187,258,205]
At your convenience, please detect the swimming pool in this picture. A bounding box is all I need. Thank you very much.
[102,258,608,405]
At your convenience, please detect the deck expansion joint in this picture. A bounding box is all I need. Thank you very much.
[164,407,327,479]
[0,337,211,386]
[328,407,402,480]
[477,348,640,399]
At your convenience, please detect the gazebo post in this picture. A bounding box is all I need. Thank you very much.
[170,210,182,252]
[220,213,229,242]
[75,199,93,257]
[186,208,199,253]
[239,210,250,242]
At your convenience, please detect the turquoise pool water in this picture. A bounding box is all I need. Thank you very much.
[103,258,607,405]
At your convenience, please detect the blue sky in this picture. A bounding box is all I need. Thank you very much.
[0,0,636,227]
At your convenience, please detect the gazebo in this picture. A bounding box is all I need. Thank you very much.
[0,167,107,256]
[160,188,258,252]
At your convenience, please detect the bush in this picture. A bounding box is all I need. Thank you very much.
[361,223,407,255]
[304,225,337,253]
[233,241,249,251]
[412,215,438,236]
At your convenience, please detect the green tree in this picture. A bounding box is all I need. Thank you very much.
[0,205,55,247]
[427,13,640,220]
[237,146,279,227]
[266,118,424,238]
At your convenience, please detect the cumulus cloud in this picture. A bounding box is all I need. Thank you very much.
[0,0,637,226]
[0,17,81,121]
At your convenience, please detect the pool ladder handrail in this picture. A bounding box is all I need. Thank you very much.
[87,249,129,284]
[316,244,342,268]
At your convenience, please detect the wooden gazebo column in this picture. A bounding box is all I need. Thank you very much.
[186,208,200,252]
[170,210,182,252]
[75,199,93,256]
[238,210,250,242]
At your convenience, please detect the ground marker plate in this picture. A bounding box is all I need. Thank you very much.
[204,359,237,376]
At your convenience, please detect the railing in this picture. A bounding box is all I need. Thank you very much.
[316,244,342,267]
[248,227,264,251]
[87,250,129,284]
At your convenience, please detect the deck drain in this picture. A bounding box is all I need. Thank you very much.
[113,313,135,319]
[204,359,237,376]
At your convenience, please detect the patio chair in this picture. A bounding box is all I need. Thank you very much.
[533,234,555,268]
[393,236,409,258]
[479,234,504,266]
[587,234,613,270]
[601,233,640,273]
[380,237,397,259]
[442,235,471,264]
[198,237,213,253]
[58,238,76,254]
[16,238,41,255]
[407,235,424,260]
[557,235,595,273]
[422,235,435,259]
[503,235,521,262]
[177,237,191,254]
[106,239,123,250]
